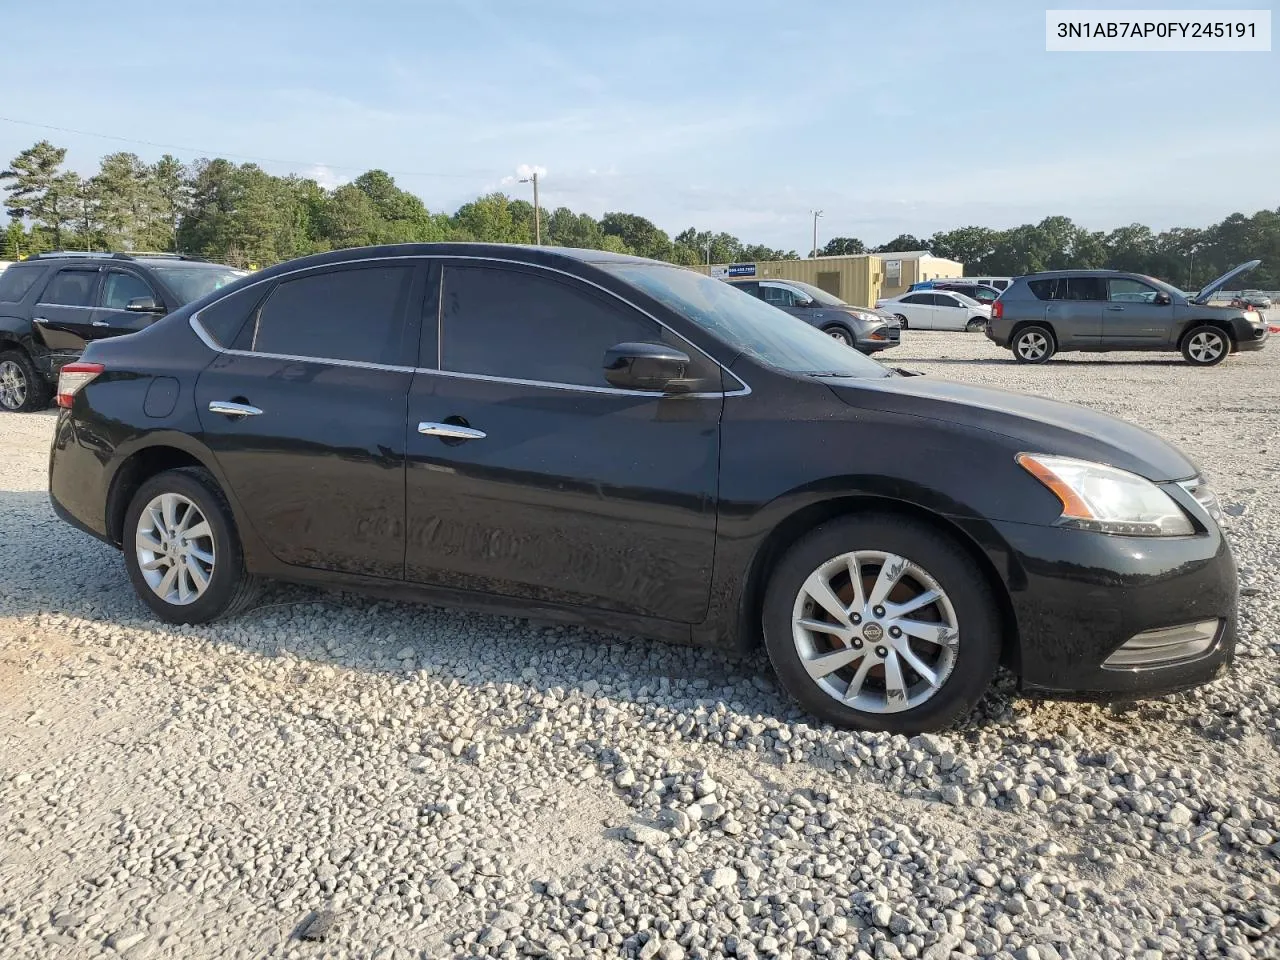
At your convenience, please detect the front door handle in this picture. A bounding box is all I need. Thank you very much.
[1107,306,1125,311]
[419,421,486,440]
[92,320,110,327]
[209,400,263,417]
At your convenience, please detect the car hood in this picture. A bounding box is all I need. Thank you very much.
[825,374,1198,482]
[1193,259,1261,304]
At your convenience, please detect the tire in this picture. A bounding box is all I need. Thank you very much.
[1181,325,1230,366]
[965,317,987,333]
[822,325,854,347]
[894,314,908,330]
[0,349,53,413]
[1010,325,1055,364]
[762,514,1001,733]
[123,467,259,624]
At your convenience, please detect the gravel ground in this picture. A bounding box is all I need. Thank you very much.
[2,331,1278,960]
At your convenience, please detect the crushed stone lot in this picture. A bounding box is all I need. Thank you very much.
[2,331,1279,960]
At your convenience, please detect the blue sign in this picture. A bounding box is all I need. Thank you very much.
[727,263,756,277]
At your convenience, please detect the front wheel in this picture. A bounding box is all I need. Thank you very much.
[823,325,854,347]
[123,467,259,623]
[1010,325,1055,363]
[965,317,987,333]
[894,314,908,331]
[1181,325,1230,366]
[0,350,52,412]
[762,515,1001,733]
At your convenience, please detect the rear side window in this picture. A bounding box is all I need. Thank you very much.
[1065,277,1107,301]
[439,264,679,388]
[40,269,98,306]
[0,265,43,302]
[196,283,270,346]
[901,294,930,305]
[1027,278,1066,300]
[249,265,414,365]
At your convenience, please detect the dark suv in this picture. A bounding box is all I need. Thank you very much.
[987,261,1268,366]
[0,252,245,411]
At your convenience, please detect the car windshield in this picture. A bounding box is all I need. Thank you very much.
[607,264,891,379]
[151,265,246,305]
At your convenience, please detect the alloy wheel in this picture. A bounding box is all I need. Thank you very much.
[791,550,959,713]
[826,328,853,346]
[135,493,216,605]
[0,360,26,410]
[1016,332,1049,361]
[1187,331,1225,363]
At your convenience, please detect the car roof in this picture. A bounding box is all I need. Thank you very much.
[1016,269,1131,279]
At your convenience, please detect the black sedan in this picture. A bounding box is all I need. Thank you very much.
[725,277,900,354]
[48,244,1237,732]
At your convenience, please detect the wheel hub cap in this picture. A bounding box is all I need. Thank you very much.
[1189,333,1222,362]
[135,492,216,606]
[791,550,959,714]
[0,360,26,409]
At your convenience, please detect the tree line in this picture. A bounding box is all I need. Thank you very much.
[3,140,1277,288]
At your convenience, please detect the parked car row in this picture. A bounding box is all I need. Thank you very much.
[48,242,1240,732]
[725,278,900,354]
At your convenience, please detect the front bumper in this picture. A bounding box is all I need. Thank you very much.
[1232,318,1268,352]
[976,517,1237,699]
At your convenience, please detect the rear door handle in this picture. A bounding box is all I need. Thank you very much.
[419,421,485,440]
[209,400,263,417]
[1107,306,1125,311]
[92,320,110,327]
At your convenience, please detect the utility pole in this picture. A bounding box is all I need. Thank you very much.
[520,171,541,245]
[811,210,823,259]
[706,239,712,266]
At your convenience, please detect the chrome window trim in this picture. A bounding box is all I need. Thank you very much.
[34,303,98,312]
[188,253,752,398]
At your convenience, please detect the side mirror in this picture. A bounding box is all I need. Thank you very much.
[125,296,162,312]
[603,342,693,393]
[1154,291,1172,305]
[794,297,815,308]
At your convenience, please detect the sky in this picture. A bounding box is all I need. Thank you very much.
[3,0,1277,250]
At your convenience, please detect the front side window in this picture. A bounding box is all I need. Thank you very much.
[1108,278,1158,303]
[930,294,959,308]
[760,283,799,308]
[605,263,891,380]
[100,272,154,309]
[40,269,98,306]
[439,265,681,388]
[1065,277,1107,302]
[250,265,413,364]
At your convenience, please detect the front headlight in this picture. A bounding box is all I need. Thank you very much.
[1016,454,1194,536]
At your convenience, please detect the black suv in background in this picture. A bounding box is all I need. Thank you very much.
[0,252,245,411]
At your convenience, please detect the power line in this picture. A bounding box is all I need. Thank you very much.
[0,115,495,180]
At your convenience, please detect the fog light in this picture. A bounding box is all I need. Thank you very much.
[1102,620,1221,669]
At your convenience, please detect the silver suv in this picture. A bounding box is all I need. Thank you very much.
[986,261,1268,366]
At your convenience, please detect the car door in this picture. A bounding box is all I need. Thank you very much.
[91,269,166,338]
[893,294,935,329]
[1044,276,1104,346]
[31,266,102,353]
[929,293,970,330]
[404,259,723,624]
[1104,277,1172,347]
[194,260,422,580]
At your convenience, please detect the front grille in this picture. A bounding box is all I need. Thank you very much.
[1102,619,1221,669]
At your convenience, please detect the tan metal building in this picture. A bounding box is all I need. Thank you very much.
[699,250,965,307]
[874,251,964,298]
[699,255,884,308]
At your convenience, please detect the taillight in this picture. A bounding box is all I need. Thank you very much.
[991,300,1004,320]
[56,362,104,408]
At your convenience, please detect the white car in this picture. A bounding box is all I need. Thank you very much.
[875,290,992,331]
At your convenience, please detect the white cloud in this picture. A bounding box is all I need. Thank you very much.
[306,164,347,190]
[515,163,548,181]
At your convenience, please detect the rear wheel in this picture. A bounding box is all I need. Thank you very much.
[0,349,52,412]
[123,467,259,623]
[762,515,1001,732]
[823,325,854,347]
[1011,325,1055,363]
[1181,325,1229,366]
